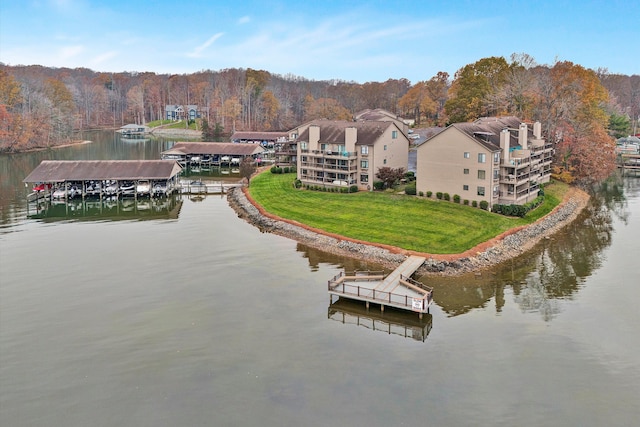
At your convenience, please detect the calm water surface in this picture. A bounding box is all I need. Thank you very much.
[1,132,639,426]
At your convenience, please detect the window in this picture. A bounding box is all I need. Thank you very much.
[392,130,398,139]
[321,143,327,152]
[360,160,369,169]
[383,158,387,165]
[477,170,486,180]
[493,169,499,180]
[463,185,469,191]
[478,153,486,163]
[477,186,485,196]
[384,145,387,151]
[360,174,369,183]
[494,152,500,163]
[300,142,307,150]
[463,168,469,175]
[361,146,369,155]
[464,152,470,159]
[338,144,345,154]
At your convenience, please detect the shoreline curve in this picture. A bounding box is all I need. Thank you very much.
[226,184,590,276]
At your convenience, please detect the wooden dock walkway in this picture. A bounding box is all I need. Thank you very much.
[328,255,433,317]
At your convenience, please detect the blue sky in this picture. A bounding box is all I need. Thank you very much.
[1,0,637,83]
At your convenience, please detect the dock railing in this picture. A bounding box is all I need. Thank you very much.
[328,270,432,311]
[400,274,434,305]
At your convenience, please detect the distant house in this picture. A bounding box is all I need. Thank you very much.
[415,116,554,209]
[165,105,200,121]
[354,108,410,135]
[118,124,150,135]
[295,119,409,190]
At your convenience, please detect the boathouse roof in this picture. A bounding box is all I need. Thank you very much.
[230,131,288,142]
[23,160,183,183]
[162,142,265,156]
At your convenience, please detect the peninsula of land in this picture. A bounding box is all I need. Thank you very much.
[227,185,590,276]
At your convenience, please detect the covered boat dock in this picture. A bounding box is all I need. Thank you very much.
[161,142,265,167]
[23,160,183,202]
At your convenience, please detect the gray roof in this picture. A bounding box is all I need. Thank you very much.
[163,142,265,156]
[447,116,527,151]
[354,108,399,121]
[230,131,288,141]
[296,119,401,146]
[23,160,183,183]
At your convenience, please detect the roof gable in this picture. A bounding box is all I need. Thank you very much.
[296,119,404,146]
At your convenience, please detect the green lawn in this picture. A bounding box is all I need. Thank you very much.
[248,172,568,254]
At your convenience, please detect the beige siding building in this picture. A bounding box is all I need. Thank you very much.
[295,119,409,190]
[416,116,553,208]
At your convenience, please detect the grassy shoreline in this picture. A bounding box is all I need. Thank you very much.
[247,171,568,255]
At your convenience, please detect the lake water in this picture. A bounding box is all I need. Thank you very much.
[1,131,639,426]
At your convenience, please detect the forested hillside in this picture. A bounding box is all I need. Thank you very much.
[1,54,638,183]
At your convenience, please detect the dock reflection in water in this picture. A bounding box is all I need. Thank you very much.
[328,297,433,342]
[26,196,183,222]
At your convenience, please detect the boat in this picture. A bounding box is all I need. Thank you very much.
[136,180,151,196]
[152,182,168,197]
[103,180,119,196]
[85,181,101,196]
[32,183,52,192]
[120,181,136,196]
[52,186,67,199]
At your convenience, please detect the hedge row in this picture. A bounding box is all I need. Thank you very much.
[491,195,544,217]
[270,166,297,174]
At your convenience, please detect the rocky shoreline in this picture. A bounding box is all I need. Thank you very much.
[226,184,590,276]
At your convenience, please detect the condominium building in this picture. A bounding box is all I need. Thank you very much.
[416,116,553,208]
[295,119,409,190]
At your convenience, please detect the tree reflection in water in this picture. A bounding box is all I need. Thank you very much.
[298,174,632,322]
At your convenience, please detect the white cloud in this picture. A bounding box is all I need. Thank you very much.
[59,45,85,59]
[187,33,224,58]
[238,16,250,24]
[92,51,118,65]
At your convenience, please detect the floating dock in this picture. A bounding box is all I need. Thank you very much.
[328,255,432,318]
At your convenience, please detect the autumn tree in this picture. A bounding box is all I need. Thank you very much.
[239,156,257,186]
[445,56,510,123]
[303,95,351,121]
[376,166,406,189]
[536,61,616,185]
[398,81,436,125]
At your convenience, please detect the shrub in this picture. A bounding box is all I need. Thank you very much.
[373,181,385,190]
[404,171,415,181]
[463,199,469,205]
[453,194,461,203]
[349,185,359,193]
[283,166,290,174]
[270,166,281,174]
[472,200,478,207]
[436,192,443,199]
[294,179,302,189]
[479,200,489,210]
[419,191,424,197]
[405,182,417,195]
[443,193,450,201]
[426,191,432,198]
